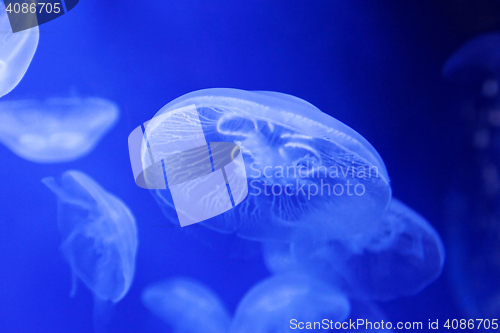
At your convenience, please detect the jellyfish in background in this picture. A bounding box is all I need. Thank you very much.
[0,1,39,98]
[230,274,350,333]
[443,33,500,319]
[142,278,231,333]
[0,97,119,163]
[42,170,138,304]
[148,88,391,242]
[263,198,445,301]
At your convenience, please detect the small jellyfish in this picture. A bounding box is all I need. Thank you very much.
[147,88,391,242]
[230,274,350,333]
[142,278,231,333]
[264,198,445,301]
[0,97,119,163]
[0,1,39,98]
[42,170,138,303]
[443,35,500,319]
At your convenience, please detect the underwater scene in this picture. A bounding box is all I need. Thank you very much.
[0,0,499,332]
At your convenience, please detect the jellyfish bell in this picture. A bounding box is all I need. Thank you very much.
[142,278,231,333]
[443,34,500,319]
[42,170,138,303]
[0,97,119,163]
[144,88,391,242]
[230,274,350,333]
[0,1,39,98]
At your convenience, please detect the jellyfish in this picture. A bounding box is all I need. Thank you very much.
[0,1,39,98]
[230,274,350,333]
[263,198,445,301]
[0,97,119,163]
[42,170,138,305]
[145,88,391,242]
[142,278,231,333]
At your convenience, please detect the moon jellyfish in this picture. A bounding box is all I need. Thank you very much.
[142,278,231,333]
[147,88,391,242]
[0,1,39,98]
[230,274,350,333]
[0,97,119,163]
[344,300,393,332]
[42,170,138,303]
[264,198,445,301]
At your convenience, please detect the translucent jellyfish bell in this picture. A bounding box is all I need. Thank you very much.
[148,88,391,242]
[0,97,119,163]
[230,274,350,333]
[0,1,39,98]
[264,198,445,301]
[142,278,231,333]
[346,300,394,332]
[42,170,138,303]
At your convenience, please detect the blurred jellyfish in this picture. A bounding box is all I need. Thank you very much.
[147,88,391,242]
[0,1,39,98]
[42,170,138,303]
[142,278,231,333]
[230,274,350,333]
[0,97,119,163]
[443,33,500,320]
[263,198,445,301]
[443,33,500,84]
